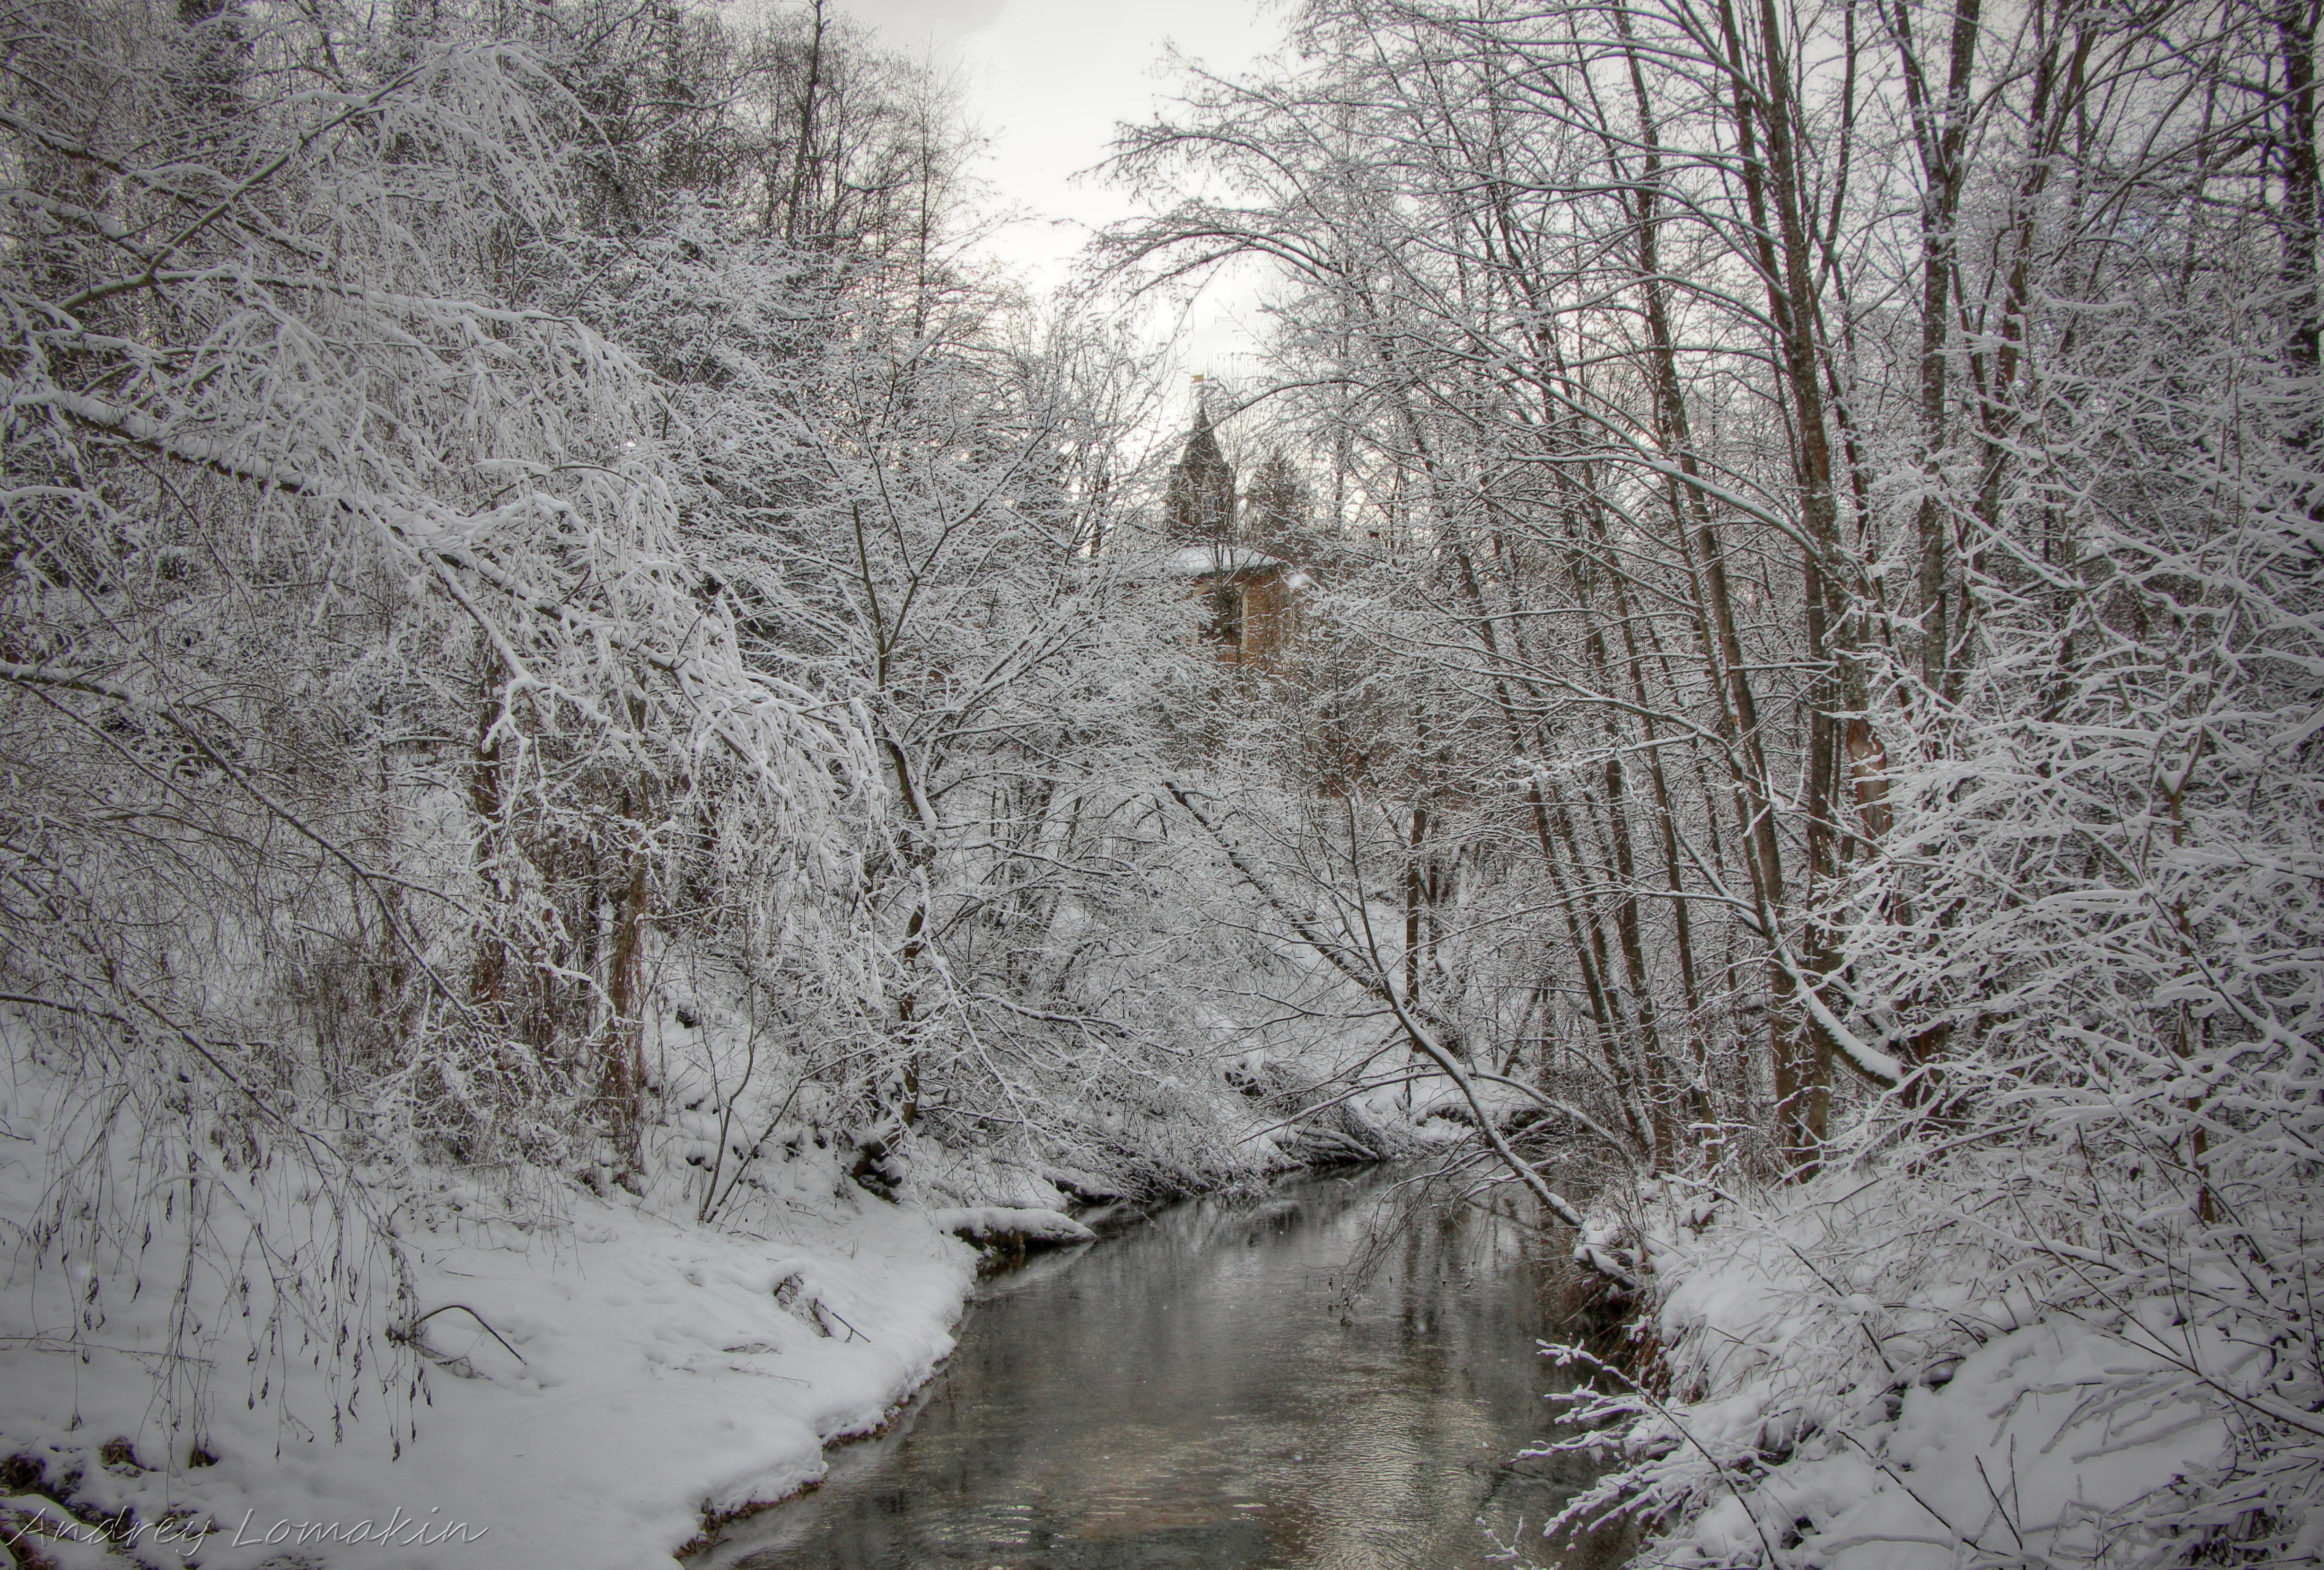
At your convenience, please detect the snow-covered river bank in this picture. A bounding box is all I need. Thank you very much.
[693,1166,1623,1570]
[3,1145,1624,1570]
[0,1148,981,1570]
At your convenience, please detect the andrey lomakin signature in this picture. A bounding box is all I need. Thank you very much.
[1,1505,489,1556]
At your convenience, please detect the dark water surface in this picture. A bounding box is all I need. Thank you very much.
[702,1167,1616,1570]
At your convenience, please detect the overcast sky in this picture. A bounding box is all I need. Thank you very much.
[828,0,1293,397]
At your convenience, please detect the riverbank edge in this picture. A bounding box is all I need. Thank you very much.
[669,1147,1381,1561]
[0,1153,978,1570]
[1536,1167,2283,1569]
[0,1146,1447,1570]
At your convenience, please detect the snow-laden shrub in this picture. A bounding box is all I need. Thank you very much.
[1547,1138,2321,1567]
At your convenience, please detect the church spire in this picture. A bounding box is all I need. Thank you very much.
[1166,386,1235,545]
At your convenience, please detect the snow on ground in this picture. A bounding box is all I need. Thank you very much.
[926,1207,1095,1246]
[0,1081,982,1569]
[1540,1166,2306,1569]
[1704,1310,2226,1567]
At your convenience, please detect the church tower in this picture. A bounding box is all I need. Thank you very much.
[1165,399,1236,545]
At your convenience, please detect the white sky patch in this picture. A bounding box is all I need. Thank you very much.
[834,0,1292,395]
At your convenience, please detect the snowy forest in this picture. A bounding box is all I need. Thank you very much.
[0,0,2318,1564]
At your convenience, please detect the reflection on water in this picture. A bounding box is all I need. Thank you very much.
[701,1167,1617,1570]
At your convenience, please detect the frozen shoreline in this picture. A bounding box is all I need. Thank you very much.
[0,1166,989,1570]
[0,1045,1461,1570]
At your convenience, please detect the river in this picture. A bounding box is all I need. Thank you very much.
[696,1165,1625,1570]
